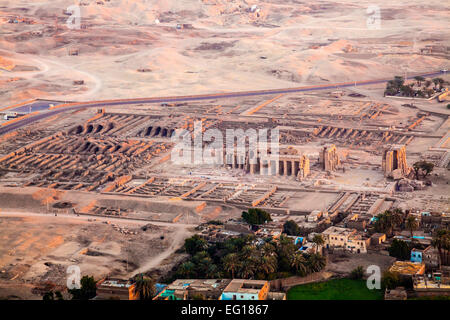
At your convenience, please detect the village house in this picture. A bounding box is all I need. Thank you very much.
[322,226,370,253]
[413,271,450,297]
[220,279,270,301]
[154,279,231,300]
[370,233,387,246]
[95,278,137,300]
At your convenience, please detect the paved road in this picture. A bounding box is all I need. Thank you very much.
[0,70,445,136]
[11,100,66,113]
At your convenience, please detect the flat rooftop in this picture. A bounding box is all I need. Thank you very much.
[223,279,267,294]
[99,279,132,288]
[322,226,356,237]
[389,261,425,275]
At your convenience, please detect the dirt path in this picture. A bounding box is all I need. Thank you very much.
[0,210,197,229]
[128,224,193,277]
[1,210,196,277]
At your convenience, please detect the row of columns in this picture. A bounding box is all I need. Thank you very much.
[226,155,303,177]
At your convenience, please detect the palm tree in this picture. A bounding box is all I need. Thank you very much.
[238,259,257,279]
[222,253,240,278]
[255,254,278,277]
[432,229,450,269]
[392,209,404,229]
[291,253,308,276]
[306,253,326,273]
[206,263,219,278]
[377,210,403,236]
[312,234,325,254]
[414,76,425,87]
[178,261,195,278]
[261,242,276,257]
[405,216,419,238]
[436,78,445,90]
[432,78,441,90]
[133,274,155,300]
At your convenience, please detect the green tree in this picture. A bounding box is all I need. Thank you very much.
[69,275,97,300]
[414,76,425,87]
[382,271,401,290]
[312,234,325,253]
[253,251,277,279]
[43,291,64,301]
[133,274,155,300]
[177,261,196,278]
[192,251,214,278]
[241,208,272,225]
[393,76,405,89]
[400,84,414,97]
[291,253,308,276]
[306,253,326,273]
[413,161,434,179]
[184,235,208,255]
[436,78,445,90]
[261,242,276,257]
[405,216,419,238]
[283,220,301,236]
[432,78,440,89]
[276,236,297,272]
[388,239,411,260]
[237,258,257,279]
[374,210,403,236]
[432,229,450,269]
[222,253,240,278]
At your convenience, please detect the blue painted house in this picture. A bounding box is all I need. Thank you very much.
[411,248,423,263]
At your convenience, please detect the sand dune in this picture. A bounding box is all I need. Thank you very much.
[0,0,448,105]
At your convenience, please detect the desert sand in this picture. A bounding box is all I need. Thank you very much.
[0,0,448,106]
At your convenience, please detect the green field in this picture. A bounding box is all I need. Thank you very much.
[287,278,384,300]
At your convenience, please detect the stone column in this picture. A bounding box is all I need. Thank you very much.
[294,161,299,177]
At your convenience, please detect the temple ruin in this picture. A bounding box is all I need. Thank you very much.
[224,151,310,180]
[382,144,409,178]
[320,144,340,171]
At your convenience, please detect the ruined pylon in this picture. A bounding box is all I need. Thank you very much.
[297,155,310,181]
[320,144,340,171]
[382,144,409,178]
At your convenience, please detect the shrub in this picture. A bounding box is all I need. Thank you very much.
[349,266,365,280]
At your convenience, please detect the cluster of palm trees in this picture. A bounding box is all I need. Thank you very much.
[175,234,327,281]
[384,76,446,98]
[291,251,326,276]
[431,229,450,269]
[222,242,278,279]
[373,209,405,237]
[221,237,326,279]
